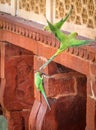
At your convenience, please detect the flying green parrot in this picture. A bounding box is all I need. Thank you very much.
[44,6,73,31]
[34,71,51,110]
[40,19,96,70]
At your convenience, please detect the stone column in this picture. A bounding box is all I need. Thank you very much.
[29,55,58,130]
[86,74,96,130]
[0,42,34,130]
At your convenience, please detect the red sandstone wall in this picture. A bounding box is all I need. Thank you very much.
[29,55,87,130]
[0,43,87,130]
[0,43,34,130]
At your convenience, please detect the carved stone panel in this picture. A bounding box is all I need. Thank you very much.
[7,110,30,130]
[0,0,11,5]
[54,0,96,39]
[19,0,46,15]
[17,0,48,24]
[4,55,34,110]
[0,0,16,15]
[0,43,34,110]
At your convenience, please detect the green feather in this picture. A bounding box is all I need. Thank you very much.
[34,72,51,110]
[40,19,96,70]
[44,6,72,31]
[47,19,96,48]
[69,39,96,47]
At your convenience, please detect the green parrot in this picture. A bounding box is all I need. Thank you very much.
[34,71,51,110]
[40,19,96,70]
[44,6,73,31]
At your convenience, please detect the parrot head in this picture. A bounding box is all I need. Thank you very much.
[44,25,50,31]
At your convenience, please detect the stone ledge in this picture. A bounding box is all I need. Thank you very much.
[0,12,96,64]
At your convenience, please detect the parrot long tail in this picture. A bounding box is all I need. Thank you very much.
[62,5,72,23]
[39,49,62,71]
[41,89,51,110]
[39,54,57,71]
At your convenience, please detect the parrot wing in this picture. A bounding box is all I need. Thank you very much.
[44,6,72,31]
[47,19,67,42]
[53,5,72,29]
[34,72,43,89]
[69,38,96,47]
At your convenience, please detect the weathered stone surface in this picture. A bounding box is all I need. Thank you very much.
[41,95,86,130]
[43,73,75,97]
[0,43,35,130]
[0,43,34,111]
[86,96,96,130]
[4,55,34,110]
[87,75,96,99]
[6,110,30,130]
[90,62,96,75]
[86,75,96,130]
[43,72,86,98]
[5,43,33,57]
[36,103,48,130]
[29,99,41,130]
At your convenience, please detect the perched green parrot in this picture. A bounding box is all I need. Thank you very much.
[34,71,51,110]
[40,19,96,70]
[44,6,72,31]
